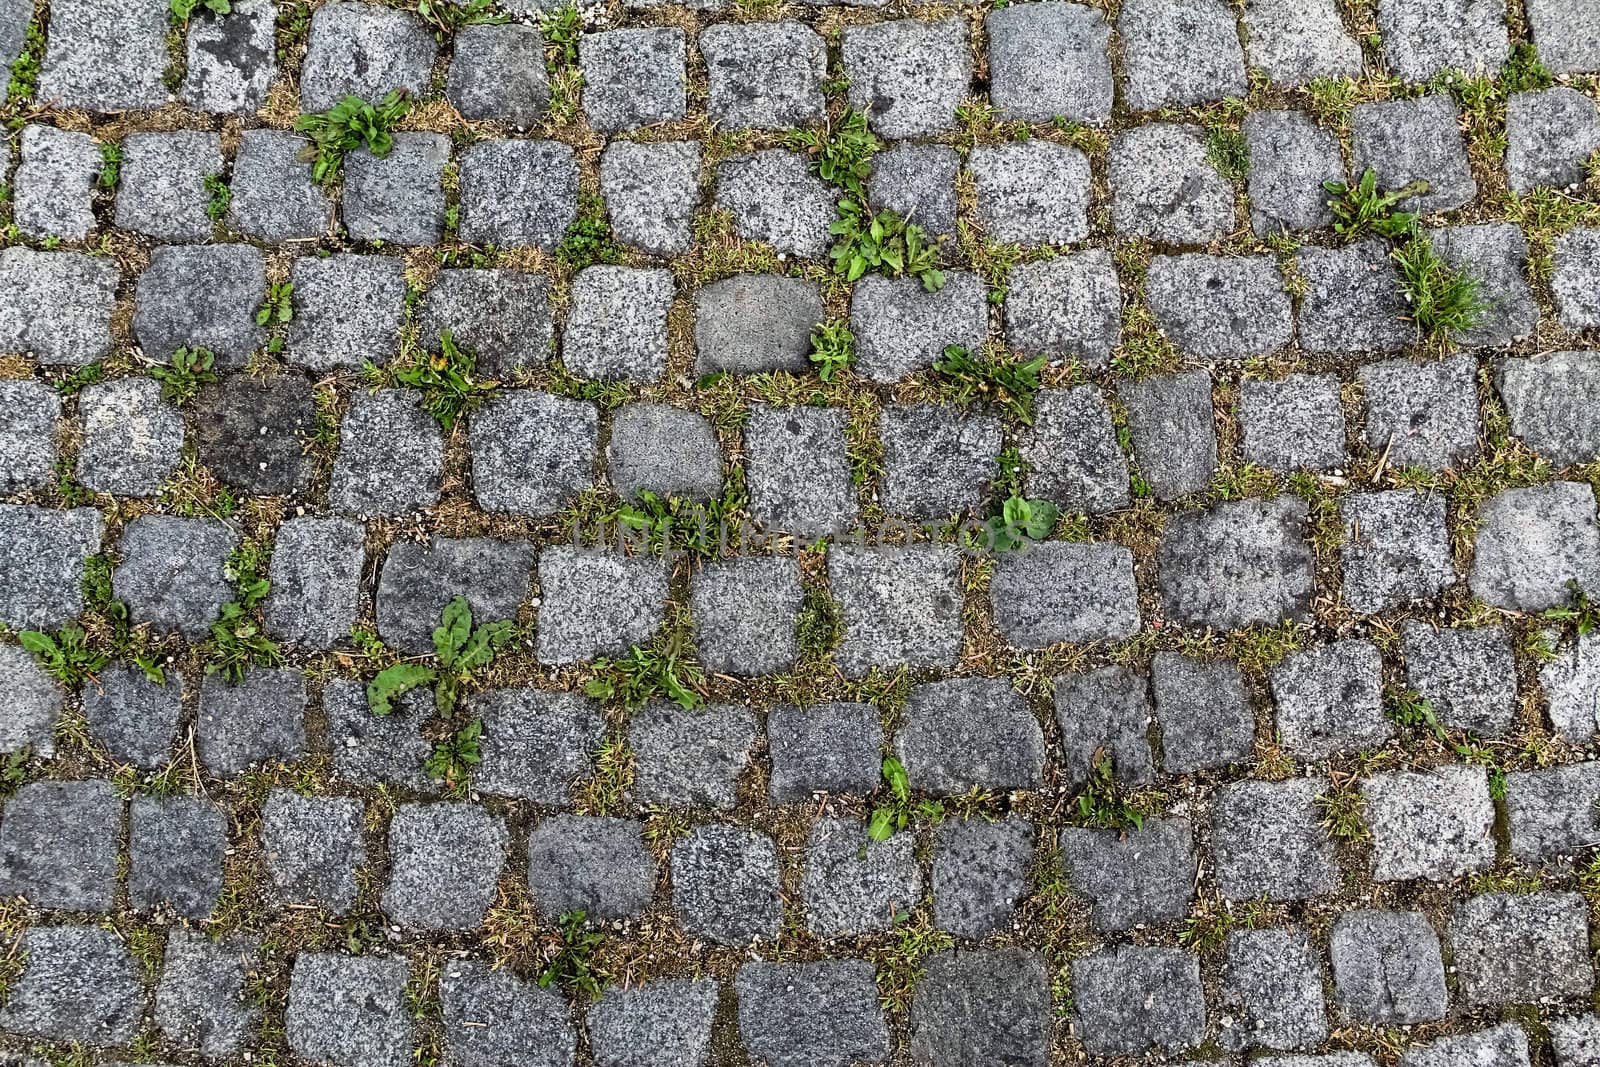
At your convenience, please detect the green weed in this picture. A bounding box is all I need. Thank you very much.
[1315,781,1369,843]
[539,910,607,1000]
[393,330,500,431]
[202,544,281,682]
[366,596,514,718]
[0,748,28,797]
[414,0,506,34]
[1384,685,1446,740]
[171,0,231,19]
[557,195,622,272]
[788,109,879,198]
[204,174,231,221]
[872,908,954,1013]
[18,627,106,687]
[97,143,122,189]
[586,637,705,711]
[868,756,945,841]
[611,474,746,559]
[982,495,1058,552]
[1390,233,1484,339]
[933,344,1046,424]
[294,90,411,186]
[256,282,294,327]
[1204,125,1249,183]
[829,200,944,292]
[425,718,483,793]
[150,346,217,405]
[1074,749,1145,831]
[1542,581,1599,636]
[809,319,855,382]
[6,20,43,104]
[54,363,105,398]
[1323,168,1427,241]
[794,584,843,660]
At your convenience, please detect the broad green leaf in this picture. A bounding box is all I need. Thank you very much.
[433,596,473,666]
[883,756,910,803]
[366,662,435,716]
[457,619,515,672]
[18,630,57,657]
[1021,500,1058,540]
[867,807,895,842]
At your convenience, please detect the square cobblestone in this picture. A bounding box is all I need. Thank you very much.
[1054,665,1155,788]
[701,21,825,129]
[342,132,448,246]
[196,669,308,776]
[469,390,598,517]
[38,0,166,111]
[446,22,548,127]
[1500,350,1600,467]
[1003,251,1121,367]
[631,702,758,810]
[1351,95,1478,213]
[1451,892,1595,1005]
[1506,88,1600,194]
[879,404,1001,519]
[689,556,803,676]
[192,372,315,496]
[1072,946,1206,1056]
[1527,0,1600,73]
[1552,1015,1600,1067]
[83,665,182,769]
[715,149,838,259]
[588,979,717,1067]
[747,405,857,538]
[287,954,412,1067]
[580,27,685,132]
[227,129,334,242]
[842,18,970,138]
[298,1,436,111]
[156,929,260,1058]
[329,390,444,517]
[0,380,59,491]
[851,272,987,383]
[912,949,1051,1067]
[129,794,226,920]
[1151,651,1256,773]
[1239,373,1349,472]
[0,926,143,1046]
[607,401,722,502]
[181,0,276,115]
[1245,110,1344,235]
[417,268,554,377]
[1212,777,1340,901]
[1272,640,1391,759]
[1118,369,1218,499]
[600,140,701,256]
[1358,355,1481,471]
[695,275,823,375]
[0,249,118,366]
[263,517,364,651]
[76,377,184,498]
[1378,0,1507,81]
[1506,762,1600,864]
[13,125,100,242]
[0,779,118,912]
[1020,385,1129,514]
[113,514,235,640]
[1543,636,1600,742]
[287,254,407,372]
[1060,818,1194,931]
[0,504,102,631]
[1146,254,1293,358]
[867,143,959,237]
[802,816,924,935]
[986,2,1112,123]
[1158,496,1315,630]
[440,961,576,1067]
[472,688,604,804]
[970,140,1091,246]
[562,266,673,382]
[1119,0,1244,110]
[1401,622,1518,736]
[931,816,1035,938]
[262,789,364,914]
[1431,223,1538,348]
[1111,124,1235,244]
[0,645,63,758]
[1553,229,1600,331]
[739,960,891,1067]
[1401,1025,1532,1067]
[830,544,963,676]
[375,536,532,653]
[133,244,266,368]
[323,678,433,791]
[1330,910,1447,1024]
[1220,928,1328,1051]
[899,677,1045,793]
[526,814,657,920]
[1243,0,1362,85]
[1340,490,1454,613]
[672,823,782,945]
[536,548,667,664]
[989,541,1141,648]
[1468,482,1600,611]
[767,702,883,803]
[1363,765,1496,882]
[1296,241,1414,354]
[114,130,223,242]
[383,802,508,930]
[458,139,578,249]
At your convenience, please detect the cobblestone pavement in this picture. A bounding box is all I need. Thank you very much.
[2,0,1600,1064]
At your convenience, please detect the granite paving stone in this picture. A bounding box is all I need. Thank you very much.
[969,140,1091,246]
[192,373,315,496]
[1506,761,1600,864]
[0,926,144,1045]
[14,125,100,242]
[1499,350,1600,466]
[1451,892,1595,1005]
[83,665,183,769]
[1552,1016,1600,1067]
[580,27,686,133]
[607,401,722,502]
[715,149,838,259]
[988,541,1141,648]
[526,815,657,920]
[0,645,63,758]
[155,929,260,1058]
[1362,765,1497,881]
[695,275,824,375]
[1054,665,1155,788]
[1401,1026,1532,1067]
[0,504,103,631]
[1552,229,1600,331]
[1242,0,1363,84]
[588,979,717,1067]
[1527,0,1600,73]
[417,268,554,376]
[1145,254,1293,358]
[76,377,183,497]
[38,0,166,112]
[1296,241,1415,354]
[1118,369,1218,499]
[133,244,266,368]
[1150,651,1256,773]
[129,795,227,920]
[181,0,277,115]
[323,678,433,791]
[1351,96,1479,214]
[842,18,970,138]
[1329,910,1448,1024]
[672,823,783,945]
[1245,111,1345,236]
[536,548,667,664]
[1430,223,1539,348]
[1020,385,1130,514]
[458,139,578,249]
[1117,0,1245,111]
[1111,125,1235,244]
[689,556,803,676]
[1401,622,1518,736]
[471,688,604,805]
[747,407,858,539]
[287,254,407,372]
[330,390,444,516]
[767,702,883,802]
[600,140,701,256]
[446,22,549,128]
[1358,355,1482,470]
[114,130,224,243]
[985,2,1113,123]
[0,248,118,365]
[0,779,118,912]
[630,702,758,810]
[470,391,598,517]
[0,379,59,491]
[226,129,334,242]
[264,517,365,651]
[1059,818,1195,931]
[701,21,825,130]
[440,961,575,1067]
[1220,929,1329,1051]
[802,816,923,936]
[383,803,508,931]
[1378,0,1508,81]
[1072,946,1206,1056]
[867,143,960,237]
[196,669,308,775]
[898,677,1045,793]
[562,266,674,382]
[113,514,235,640]
[1340,490,1455,613]
[1468,482,1600,611]
[910,950,1051,1067]
[375,536,532,653]
[1272,640,1392,759]
[298,1,436,111]
[851,272,987,383]
[1003,251,1121,367]
[738,960,891,1067]
[931,816,1035,937]
[1212,777,1341,901]
[287,954,412,1067]
[1158,496,1315,630]
[1506,88,1600,193]
[261,789,364,914]
[342,132,449,246]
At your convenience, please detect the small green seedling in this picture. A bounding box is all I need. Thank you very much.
[612,481,744,559]
[54,362,105,398]
[150,346,217,405]
[366,596,515,717]
[557,195,622,271]
[787,109,880,197]
[415,0,506,33]
[1076,749,1144,831]
[1544,581,1599,636]
[425,718,483,791]
[586,641,704,711]
[1390,234,1484,338]
[295,89,411,186]
[171,0,230,19]
[808,320,855,382]
[394,331,500,431]
[256,282,294,326]
[1323,168,1428,241]
[97,143,122,189]
[1384,685,1446,740]
[540,4,582,69]
[0,748,28,796]
[203,174,231,221]
[868,756,944,842]
[18,626,106,687]
[933,344,1047,424]
[828,200,944,292]
[984,495,1059,552]
[538,909,607,999]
